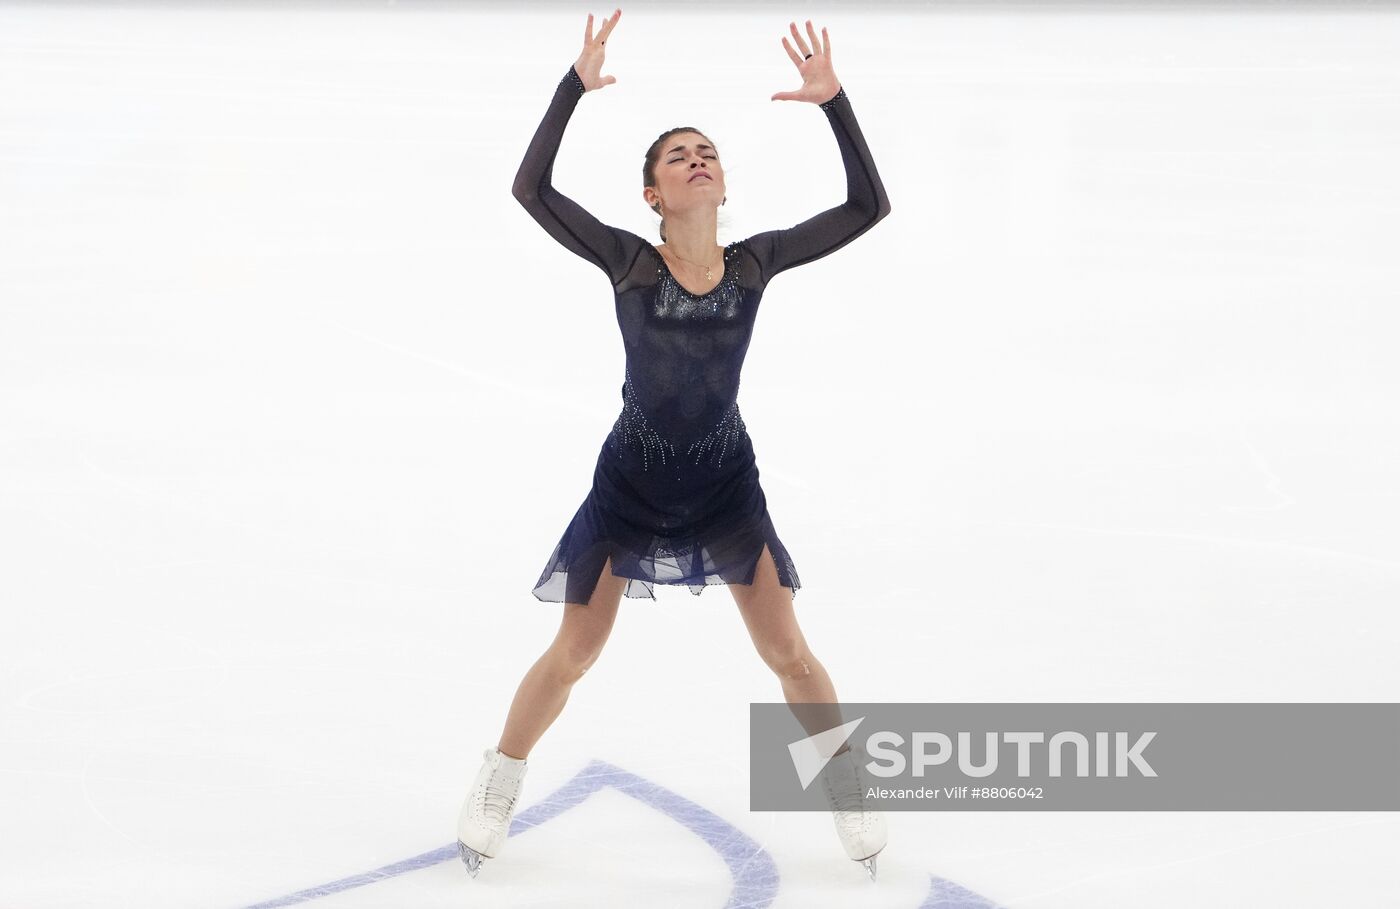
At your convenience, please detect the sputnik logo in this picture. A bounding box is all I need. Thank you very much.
[787,716,865,790]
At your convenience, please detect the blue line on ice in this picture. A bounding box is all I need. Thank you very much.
[237,758,1002,908]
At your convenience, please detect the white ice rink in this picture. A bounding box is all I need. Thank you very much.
[2,1,1398,906]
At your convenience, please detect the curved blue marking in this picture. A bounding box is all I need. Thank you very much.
[238,759,1006,909]
[920,872,1008,908]
[238,758,780,909]
[563,760,781,909]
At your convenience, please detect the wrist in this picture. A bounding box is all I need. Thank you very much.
[563,65,586,96]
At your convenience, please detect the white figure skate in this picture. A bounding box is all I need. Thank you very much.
[820,745,887,881]
[456,746,528,877]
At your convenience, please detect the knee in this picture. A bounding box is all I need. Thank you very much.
[552,638,606,685]
[759,640,813,681]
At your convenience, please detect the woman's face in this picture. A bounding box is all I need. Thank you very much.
[651,131,724,214]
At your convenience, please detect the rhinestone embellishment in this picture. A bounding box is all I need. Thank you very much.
[685,400,747,469]
[609,369,749,473]
[609,368,677,471]
[652,244,741,320]
[819,86,848,112]
[562,66,586,97]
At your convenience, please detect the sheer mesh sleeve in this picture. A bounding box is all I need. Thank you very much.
[511,66,641,287]
[744,87,892,285]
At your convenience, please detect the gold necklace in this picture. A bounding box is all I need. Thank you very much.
[661,245,721,282]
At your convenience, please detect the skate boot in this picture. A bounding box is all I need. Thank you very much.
[456,746,528,877]
[820,744,887,881]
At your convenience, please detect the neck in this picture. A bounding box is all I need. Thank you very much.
[660,209,720,262]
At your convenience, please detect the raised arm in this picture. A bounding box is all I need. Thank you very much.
[510,64,638,287]
[744,21,892,285]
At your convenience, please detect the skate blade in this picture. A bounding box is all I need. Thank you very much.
[458,840,486,878]
[860,853,878,882]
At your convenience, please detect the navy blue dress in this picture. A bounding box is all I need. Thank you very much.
[513,65,891,605]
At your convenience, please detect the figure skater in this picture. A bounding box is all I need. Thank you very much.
[458,9,892,881]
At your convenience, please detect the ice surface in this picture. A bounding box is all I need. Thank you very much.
[2,3,1397,907]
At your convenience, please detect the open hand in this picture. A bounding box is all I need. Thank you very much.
[574,9,621,92]
[771,19,841,103]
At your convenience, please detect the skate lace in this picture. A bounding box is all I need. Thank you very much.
[480,774,519,826]
[830,789,865,818]
[824,773,866,818]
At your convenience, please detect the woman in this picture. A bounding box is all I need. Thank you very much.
[458,9,892,882]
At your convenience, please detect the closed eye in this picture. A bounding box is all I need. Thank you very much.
[669,155,717,164]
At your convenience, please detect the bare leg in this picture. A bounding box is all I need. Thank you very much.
[497,556,627,760]
[731,544,850,755]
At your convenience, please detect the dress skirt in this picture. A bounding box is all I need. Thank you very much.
[531,422,802,605]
